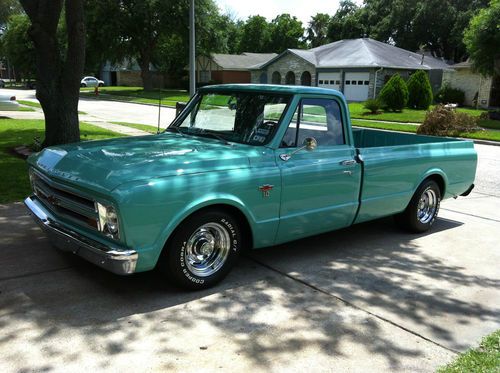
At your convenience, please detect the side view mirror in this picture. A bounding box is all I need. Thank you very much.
[303,137,317,151]
[279,137,318,161]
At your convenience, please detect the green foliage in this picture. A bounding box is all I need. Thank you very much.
[418,105,479,136]
[378,74,409,112]
[1,14,36,80]
[437,329,500,373]
[363,99,381,114]
[406,70,433,110]
[435,84,466,106]
[0,0,22,26]
[327,1,366,42]
[237,15,271,53]
[305,13,331,48]
[464,0,500,76]
[267,14,305,53]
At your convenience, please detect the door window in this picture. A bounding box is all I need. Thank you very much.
[281,98,345,148]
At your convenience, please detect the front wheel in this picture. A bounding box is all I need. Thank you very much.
[395,179,441,233]
[158,209,242,290]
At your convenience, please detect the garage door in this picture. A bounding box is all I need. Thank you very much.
[317,73,341,91]
[344,72,370,101]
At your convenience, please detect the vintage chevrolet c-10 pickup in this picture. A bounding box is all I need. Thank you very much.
[25,84,477,289]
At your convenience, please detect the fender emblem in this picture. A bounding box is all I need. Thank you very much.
[259,184,274,198]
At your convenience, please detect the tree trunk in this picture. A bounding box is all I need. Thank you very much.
[20,0,85,147]
[138,50,154,91]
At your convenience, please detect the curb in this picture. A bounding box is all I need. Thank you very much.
[79,93,179,109]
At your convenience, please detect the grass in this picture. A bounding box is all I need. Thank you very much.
[80,86,189,107]
[111,121,159,134]
[0,118,125,204]
[351,119,500,141]
[478,119,500,130]
[18,99,87,115]
[349,102,487,123]
[437,329,499,373]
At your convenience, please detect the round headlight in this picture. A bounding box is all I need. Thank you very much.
[106,206,119,234]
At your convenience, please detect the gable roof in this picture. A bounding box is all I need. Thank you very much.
[259,38,451,71]
[212,52,277,70]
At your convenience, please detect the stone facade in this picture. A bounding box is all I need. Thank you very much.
[252,52,316,86]
[442,68,493,108]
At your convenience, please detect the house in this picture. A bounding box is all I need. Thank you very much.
[100,59,168,88]
[196,53,277,84]
[442,61,499,108]
[251,38,452,102]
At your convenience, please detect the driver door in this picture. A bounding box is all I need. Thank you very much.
[275,97,361,244]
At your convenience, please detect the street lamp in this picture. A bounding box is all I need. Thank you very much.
[189,0,196,97]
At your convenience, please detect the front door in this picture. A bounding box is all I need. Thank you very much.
[276,97,361,243]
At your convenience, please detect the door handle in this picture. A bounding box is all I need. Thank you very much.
[340,159,357,166]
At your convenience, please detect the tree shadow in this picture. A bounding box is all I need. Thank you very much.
[0,206,496,371]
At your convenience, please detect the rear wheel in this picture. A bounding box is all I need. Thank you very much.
[158,209,242,290]
[395,179,441,233]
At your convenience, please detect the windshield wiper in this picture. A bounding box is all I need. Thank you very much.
[198,131,233,146]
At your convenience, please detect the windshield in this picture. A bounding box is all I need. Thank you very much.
[170,92,291,145]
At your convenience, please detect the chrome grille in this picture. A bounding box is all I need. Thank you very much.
[31,170,99,230]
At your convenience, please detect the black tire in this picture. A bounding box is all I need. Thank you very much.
[158,209,242,290]
[395,179,441,233]
[80,83,86,88]
[98,83,104,87]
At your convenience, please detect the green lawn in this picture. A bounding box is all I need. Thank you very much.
[352,119,500,142]
[0,118,125,204]
[437,330,499,373]
[111,121,159,134]
[80,86,190,107]
[348,102,487,123]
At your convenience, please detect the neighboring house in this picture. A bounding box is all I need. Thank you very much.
[100,59,167,87]
[0,60,7,79]
[442,61,499,108]
[252,38,451,102]
[196,53,277,84]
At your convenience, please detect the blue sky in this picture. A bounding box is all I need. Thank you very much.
[214,0,363,25]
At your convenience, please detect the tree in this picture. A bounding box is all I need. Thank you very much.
[0,0,23,28]
[20,0,85,147]
[1,14,36,81]
[378,74,409,111]
[238,16,271,53]
[267,14,305,53]
[327,0,366,42]
[464,0,500,76]
[306,13,331,48]
[406,70,433,109]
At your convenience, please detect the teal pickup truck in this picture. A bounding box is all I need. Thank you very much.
[25,84,477,289]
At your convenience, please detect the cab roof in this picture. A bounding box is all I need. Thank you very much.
[198,84,343,97]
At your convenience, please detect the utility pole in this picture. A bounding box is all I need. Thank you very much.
[189,0,196,97]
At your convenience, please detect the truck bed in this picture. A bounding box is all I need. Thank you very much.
[352,128,477,224]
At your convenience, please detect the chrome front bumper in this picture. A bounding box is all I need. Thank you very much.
[24,196,137,275]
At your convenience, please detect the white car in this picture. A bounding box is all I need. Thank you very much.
[80,76,104,88]
[0,93,19,111]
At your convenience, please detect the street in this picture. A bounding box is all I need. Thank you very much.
[0,94,499,372]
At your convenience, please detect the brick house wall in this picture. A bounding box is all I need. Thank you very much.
[442,68,492,108]
[211,70,251,84]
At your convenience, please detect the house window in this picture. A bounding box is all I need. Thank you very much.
[364,80,369,85]
[345,80,351,85]
[357,80,363,85]
[336,80,340,85]
[330,80,335,85]
[200,70,210,83]
[352,81,357,85]
[319,80,324,84]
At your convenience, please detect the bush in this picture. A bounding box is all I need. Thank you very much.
[363,99,381,114]
[407,70,433,110]
[435,84,465,106]
[417,105,479,136]
[378,74,408,111]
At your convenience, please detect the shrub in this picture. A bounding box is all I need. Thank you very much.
[378,74,408,111]
[363,99,381,114]
[417,105,479,136]
[435,84,465,106]
[407,70,433,110]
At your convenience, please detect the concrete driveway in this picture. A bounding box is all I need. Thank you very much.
[0,141,499,370]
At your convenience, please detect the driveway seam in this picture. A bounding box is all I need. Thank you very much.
[0,266,74,283]
[440,207,500,223]
[247,255,460,355]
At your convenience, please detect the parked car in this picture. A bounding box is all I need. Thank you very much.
[0,79,5,88]
[0,93,19,111]
[24,84,477,290]
[80,76,104,88]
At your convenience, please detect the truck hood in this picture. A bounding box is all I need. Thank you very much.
[28,133,256,192]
